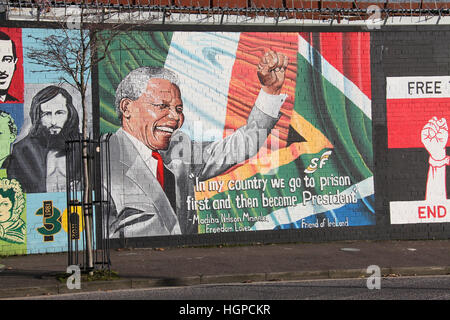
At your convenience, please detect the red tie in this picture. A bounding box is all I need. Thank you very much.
[152,151,164,189]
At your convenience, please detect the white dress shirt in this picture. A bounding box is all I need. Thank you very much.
[122,129,159,179]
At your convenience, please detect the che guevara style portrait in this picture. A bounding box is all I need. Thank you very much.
[0,30,22,103]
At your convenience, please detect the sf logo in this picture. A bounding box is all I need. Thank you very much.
[304,150,332,174]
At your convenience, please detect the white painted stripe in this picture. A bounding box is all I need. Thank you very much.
[251,176,374,230]
[297,35,372,120]
[387,76,450,99]
[164,32,241,141]
[390,200,450,224]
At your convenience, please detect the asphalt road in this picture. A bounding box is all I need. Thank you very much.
[11,275,450,300]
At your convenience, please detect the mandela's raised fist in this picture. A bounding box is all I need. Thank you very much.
[257,49,289,95]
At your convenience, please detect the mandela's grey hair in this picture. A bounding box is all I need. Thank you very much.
[115,67,180,124]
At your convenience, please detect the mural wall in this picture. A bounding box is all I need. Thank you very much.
[99,32,374,238]
[382,33,450,226]
[0,27,92,255]
[5,25,447,255]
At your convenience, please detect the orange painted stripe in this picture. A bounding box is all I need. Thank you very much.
[195,110,333,199]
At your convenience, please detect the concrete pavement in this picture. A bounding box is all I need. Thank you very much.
[1,239,450,298]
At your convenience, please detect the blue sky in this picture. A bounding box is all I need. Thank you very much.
[22,28,91,85]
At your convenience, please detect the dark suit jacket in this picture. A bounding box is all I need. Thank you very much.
[6,136,48,193]
[1,93,19,103]
[6,134,81,193]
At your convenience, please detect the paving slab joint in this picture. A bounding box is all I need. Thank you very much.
[386,266,450,277]
[131,276,201,288]
[0,285,59,299]
[200,273,266,285]
[328,268,367,279]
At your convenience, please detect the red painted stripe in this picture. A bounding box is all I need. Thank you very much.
[299,32,372,101]
[387,97,450,149]
[319,32,372,100]
[342,33,372,100]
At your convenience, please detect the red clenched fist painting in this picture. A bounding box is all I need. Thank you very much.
[388,77,450,225]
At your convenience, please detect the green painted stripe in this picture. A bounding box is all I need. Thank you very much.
[99,31,174,134]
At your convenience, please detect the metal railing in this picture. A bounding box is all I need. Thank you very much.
[65,135,111,272]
